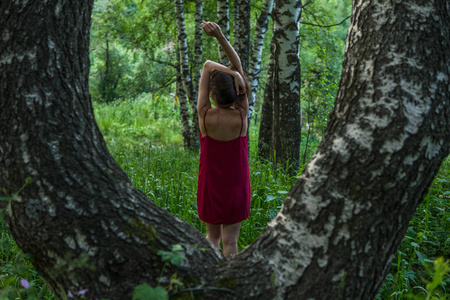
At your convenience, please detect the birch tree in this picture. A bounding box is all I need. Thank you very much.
[258,58,275,160]
[217,0,230,65]
[176,48,193,149]
[247,0,274,122]
[233,0,240,54]
[174,0,200,150]
[237,0,251,73]
[1,0,448,299]
[261,0,302,172]
[193,0,203,89]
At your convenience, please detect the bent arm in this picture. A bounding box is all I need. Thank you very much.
[197,61,213,115]
[201,21,244,75]
[216,35,243,75]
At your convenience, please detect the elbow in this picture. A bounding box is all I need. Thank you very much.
[203,60,212,68]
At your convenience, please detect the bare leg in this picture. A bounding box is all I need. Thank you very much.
[205,223,222,250]
[222,222,242,257]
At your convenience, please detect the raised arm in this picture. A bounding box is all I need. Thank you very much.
[201,21,244,76]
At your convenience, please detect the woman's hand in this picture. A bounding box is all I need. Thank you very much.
[201,21,224,39]
[232,71,246,96]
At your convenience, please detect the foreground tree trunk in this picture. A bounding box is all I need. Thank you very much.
[1,0,449,299]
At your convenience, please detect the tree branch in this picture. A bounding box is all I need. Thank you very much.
[301,15,351,28]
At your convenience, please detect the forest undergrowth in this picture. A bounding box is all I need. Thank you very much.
[1,98,449,299]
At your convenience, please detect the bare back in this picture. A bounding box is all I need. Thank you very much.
[199,106,247,141]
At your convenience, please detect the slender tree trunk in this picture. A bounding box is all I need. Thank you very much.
[193,0,203,90]
[258,57,275,161]
[233,0,240,53]
[247,0,274,122]
[271,0,302,173]
[237,0,251,74]
[217,0,230,65]
[176,65,192,150]
[1,1,448,299]
[103,39,110,102]
[174,0,200,151]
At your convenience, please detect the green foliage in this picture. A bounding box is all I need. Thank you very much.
[376,157,450,299]
[299,0,349,142]
[94,94,182,148]
[90,0,178,102]
[0,219,54,299]
[133,284,168,300]
[157,244,187,268]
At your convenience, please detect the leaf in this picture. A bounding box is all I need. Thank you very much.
[277,190,289,195]
[410,242,420,248]
[265,195,276,202]
[171,244,183,252]
[157,245,186,267]
[268,209,277,219]
[132,284,168,300]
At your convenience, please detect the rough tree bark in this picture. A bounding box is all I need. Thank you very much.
[193,0,203,90]
[237,0,251,74]
[233,0,240,54]
[247,0,274,122]
[1,0,449,299]
[271,0,302,173]
[217,0,230,65]
[174,0,200,151]
[258,57,275,161]
[176,64,192,150]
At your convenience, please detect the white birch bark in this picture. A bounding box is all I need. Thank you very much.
[233,0,240,53]
[217,0,230,65]
[176,59,192,149]
[271,0,302,172]
[193,0,203,90]
[247,0,274,121]
[237,0,251,73]
[174,0,200,150]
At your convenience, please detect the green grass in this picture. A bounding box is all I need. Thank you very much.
[1,97,449,299]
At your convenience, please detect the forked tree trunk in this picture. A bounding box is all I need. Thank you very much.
[217,0,230,65]
[247,0,274,123]
[174,0,200,151]
[1,0,449,299]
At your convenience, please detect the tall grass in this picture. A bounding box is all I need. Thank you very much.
[1,97,449,299]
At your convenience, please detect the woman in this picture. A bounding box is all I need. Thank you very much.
[197,21,251,257]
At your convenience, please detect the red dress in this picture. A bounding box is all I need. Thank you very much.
[197,109,251,224]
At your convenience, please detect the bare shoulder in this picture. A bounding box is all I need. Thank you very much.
[198,104,211,119]
[237,104,249,116]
